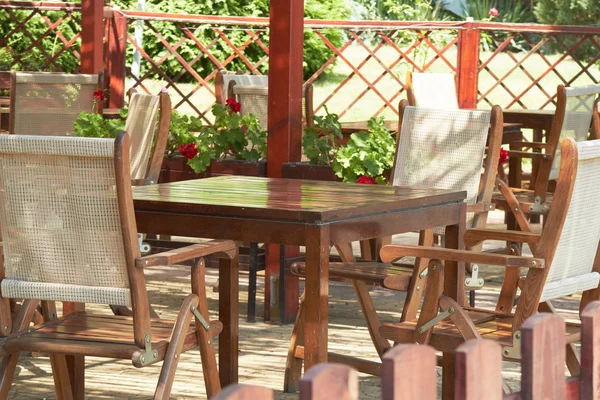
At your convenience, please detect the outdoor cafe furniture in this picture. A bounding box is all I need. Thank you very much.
[9,71,103,135]
[0,133,235,399]
[493,84,600,313]
[214,69,268,106]
[284,101,502,389]
[132,175,467,388]
[377,137,600,397]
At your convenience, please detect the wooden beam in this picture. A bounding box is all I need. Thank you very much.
[456,21,480,109]
[80,0,104,74]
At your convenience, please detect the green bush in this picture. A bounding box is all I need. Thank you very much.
[113,0,349,81]
[534,0,600,62]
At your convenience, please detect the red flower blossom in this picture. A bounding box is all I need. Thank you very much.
[498,148,508,165]
[488,7,499,18]
[357,176,377,185]
[225,97,241,113]
[318,133,325,138]
[93,90,105,101]
[178,143,198,160]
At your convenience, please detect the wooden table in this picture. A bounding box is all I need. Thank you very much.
[132,176,467,387]
[340,120,523,145]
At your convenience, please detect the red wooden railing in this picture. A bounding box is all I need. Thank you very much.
[214,302,600,399]
[2,2,600,121]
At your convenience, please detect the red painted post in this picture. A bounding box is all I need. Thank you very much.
[80,0,104,74]
[456,22,480,109]
[106,10,127,108]
[265,0,304,323]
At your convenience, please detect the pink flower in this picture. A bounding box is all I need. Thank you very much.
[225,97,241,113]
[160,87,169,93]
[178,143,198,160]
[499,148,508,165]
[93,90,105,101]
[357,176,377,185]
[488,8,499,18]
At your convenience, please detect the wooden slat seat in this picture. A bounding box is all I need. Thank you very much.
[0,312,222,366]
[290,262,414,291]
[379,307,581,354]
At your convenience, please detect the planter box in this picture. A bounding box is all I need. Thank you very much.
[281,162,341,182]
[159,155,267,183]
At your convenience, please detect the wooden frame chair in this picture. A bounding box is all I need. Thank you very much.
[9,71,104,136]
[0,133,236,399]
[284,100,503,390]
[405,71,459,109]
[215,70,268,106]
[376,137,600,393]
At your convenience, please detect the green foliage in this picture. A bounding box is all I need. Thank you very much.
[332,117,396,184]
[534,0,600,62]
[0,10,81,72]
[166,110,204,154]
[74,111,126,139]
[302,106,343,165]
[113,0,349,81]
[463,0,534,23]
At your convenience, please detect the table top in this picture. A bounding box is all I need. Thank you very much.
[340,120,522,134]
[132,176,466,223]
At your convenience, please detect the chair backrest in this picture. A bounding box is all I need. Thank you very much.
[527,139,600,304]
[126,90,171,183]
[215,70,268,105]
[230,82,315,130]
[9,71,103,136]
[548,84,600,180]
[406,71,459,109]
[0,134,147,312]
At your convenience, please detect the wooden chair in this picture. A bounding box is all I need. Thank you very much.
[406,71,459,109]
[377,137,600,392]
[215,70,268,106]
[0,133,236,399]
[9,71,103,136]
[284,100,503,390]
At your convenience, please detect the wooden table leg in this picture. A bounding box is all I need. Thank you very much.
[441,204,466,400]
[219,253,239,386]
[303,224,330,372]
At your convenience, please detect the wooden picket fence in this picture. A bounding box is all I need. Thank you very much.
[214,301,600,400]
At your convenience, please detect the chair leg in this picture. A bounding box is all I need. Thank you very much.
[401,229,434,322]
[154,294,199,400]
[191,258,221,398]
[49,354,74,400]
[352,280,391,357]
[284,290,305,393]
[566,342,581,376]
[247,242,258,322]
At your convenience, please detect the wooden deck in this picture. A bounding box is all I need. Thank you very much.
[8,211,579,399]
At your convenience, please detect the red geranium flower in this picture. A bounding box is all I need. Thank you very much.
[318,133,325,138]
[498,148,508,165]
[225,97,241,113]
[93,90,105,101]
[488,7,499,18]
[178,143,198,160]
[357,176,377,185]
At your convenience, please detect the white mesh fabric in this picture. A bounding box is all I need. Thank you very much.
[393,107,491,230]
[411,73,459,109]
[541,139,600,301]
[233,86,269,129]
[13,72,99,136]
[0,135,131,306]
[222,74,268,103]
[126,93,160,180]
[550,85,600,180]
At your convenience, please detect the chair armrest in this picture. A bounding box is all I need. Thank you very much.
[464,228,541,247]
[136,240,237,268]
[505,150,551,160]
[379,245,543,269]
[466,203,495,213]
[509,141,546,150]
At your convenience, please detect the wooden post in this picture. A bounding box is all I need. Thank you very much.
[300,364,358,400]
[581,301,600,400]
[265,0,304,323]
[382,344,437,400]
[106,10,127,108]
[80,0,104,74]
[456,22,480,109]
[455,340,502,400]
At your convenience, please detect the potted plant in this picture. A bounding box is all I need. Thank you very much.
[73,90,126,138]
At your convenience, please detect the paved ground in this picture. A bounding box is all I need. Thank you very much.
[7,211,580,399]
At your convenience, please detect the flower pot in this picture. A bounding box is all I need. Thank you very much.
[159,155,267,183]
[281,162,341,182]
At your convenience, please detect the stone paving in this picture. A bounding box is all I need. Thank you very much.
[8,212,580,399]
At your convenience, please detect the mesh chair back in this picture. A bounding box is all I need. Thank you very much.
[0,135,132,306]
[550,85,600,180]
[392,107,491,229]
[221,74,268,104]
[126,93,160,180]
[540,139,600,301]
[409,73,459,109]
[11,72,99,136]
